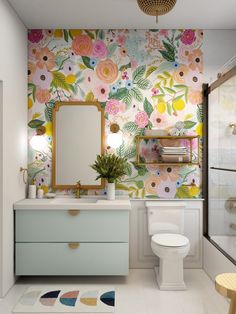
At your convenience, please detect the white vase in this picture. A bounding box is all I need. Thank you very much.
[107,183,115,200]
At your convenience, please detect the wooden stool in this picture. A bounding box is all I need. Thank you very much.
[215,273,236,314]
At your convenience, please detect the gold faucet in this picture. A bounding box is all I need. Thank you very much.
[75,180,81,198]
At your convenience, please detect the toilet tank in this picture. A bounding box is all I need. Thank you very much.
[145,201,186,235]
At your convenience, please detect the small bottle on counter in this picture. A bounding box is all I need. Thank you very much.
[28,183,36,199]
[37,187,44,199]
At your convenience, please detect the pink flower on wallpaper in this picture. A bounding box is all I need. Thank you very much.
[159,30,169,37]
[92,40,108,59]
[150,111,168,128]
[72,35,93,56]
[35,47,56,70]
[116,34,126,46]
[185,70,203,91]
[156,178,177,198]
[93,83,109,102]
[63,61,75,75]
[32,67,52,89]
[105,99,122,115]
[180,30,196,45]
[135,111,149,128]
[130,59,138,70]
[28,29,43,43]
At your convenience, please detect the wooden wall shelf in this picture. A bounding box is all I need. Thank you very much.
[135,135,200,166]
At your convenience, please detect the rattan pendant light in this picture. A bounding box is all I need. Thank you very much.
[137,0,177,23]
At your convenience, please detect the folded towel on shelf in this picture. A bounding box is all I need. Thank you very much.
[160,154,190,163]
[160,146,187,155]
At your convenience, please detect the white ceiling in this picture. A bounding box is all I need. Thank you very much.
[7,0,236,29]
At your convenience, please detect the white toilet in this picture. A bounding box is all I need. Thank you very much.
[146,201,190,291]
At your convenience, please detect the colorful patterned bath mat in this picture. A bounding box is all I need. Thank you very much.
[13,285,115,313]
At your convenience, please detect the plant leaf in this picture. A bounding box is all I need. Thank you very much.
[84,30,95,39]
[159,50,175,62]
[123,122,138,134]
[197,104,203,122]
[51,71,70,91]
[109,87,128,100]
[107,43,118,58]
[28,119,45,129]
[81,56,94,69]
[85,91,95,101]
[136,78,152,90]
[133,65,146,83]
[63,30,69,42]
[145,66,158,78]
[164,87,176,94]
[130,87,143,102]
[176,185,191,198]
[143,97,153,117]
[184,120,197,129]
[97,29,105,40]
[135,181,144,189]
[124,146,136,159]
[119,62,131,72]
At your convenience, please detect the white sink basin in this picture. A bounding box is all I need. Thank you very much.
[52,198,97,204]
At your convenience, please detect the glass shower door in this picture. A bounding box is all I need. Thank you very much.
[208,68,236,262]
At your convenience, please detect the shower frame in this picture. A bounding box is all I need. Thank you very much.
[203,66,236,266]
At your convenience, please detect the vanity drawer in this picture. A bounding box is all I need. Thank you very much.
[15,242,129,275]
[15,210,129,242]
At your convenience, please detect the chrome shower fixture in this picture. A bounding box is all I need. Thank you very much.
[229,123,236,135]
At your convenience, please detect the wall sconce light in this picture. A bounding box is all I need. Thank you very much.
[30,126,48,151]
[107,123,123,149]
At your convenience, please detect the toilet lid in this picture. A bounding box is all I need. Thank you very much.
[152,233,189,247]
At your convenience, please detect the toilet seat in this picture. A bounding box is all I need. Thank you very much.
[152,233,189,247]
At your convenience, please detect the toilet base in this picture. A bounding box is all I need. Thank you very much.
[154,265,187,291]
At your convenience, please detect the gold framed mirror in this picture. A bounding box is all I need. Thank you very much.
[52,101,105,190]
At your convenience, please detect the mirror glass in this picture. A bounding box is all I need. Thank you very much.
[52,102,104,189]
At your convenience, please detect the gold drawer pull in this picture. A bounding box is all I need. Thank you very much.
[68,243,80,250]
[68,209,80,216]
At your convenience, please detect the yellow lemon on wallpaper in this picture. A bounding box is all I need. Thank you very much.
[54,29,63,38]
[70,29,82,37]
[173,98,185,111]
[156,101,166,114]
[189,185,200,197]
[45,122,52,136]
[28,97,33,109]
[41,185,49,194]
[196,123,203,136]
[65,74,76,84]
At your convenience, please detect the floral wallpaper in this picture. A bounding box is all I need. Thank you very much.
[28,29,203,198]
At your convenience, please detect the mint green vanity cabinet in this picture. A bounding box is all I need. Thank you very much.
[15,208,129,276]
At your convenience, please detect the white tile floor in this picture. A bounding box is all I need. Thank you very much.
[0,269,229,314]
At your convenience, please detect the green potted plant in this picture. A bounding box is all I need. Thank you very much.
[91,154,128,200]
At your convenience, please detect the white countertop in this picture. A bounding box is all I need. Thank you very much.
[13,198,131,210]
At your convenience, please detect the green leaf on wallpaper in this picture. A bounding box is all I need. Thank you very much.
[135,180,144,189]
[116,141,125,157]
[131,161,148,176]
[184,86,189,102]
[81,56,94,69]
[63,30,69,42]
[51,71,70,91]
[104,112,109,120]
[84,30,95,39]
[197,105,203,122]
[173,84,187,89]
[28,83,36,102]
[123,122,138,134]
[159,50,175,62]
[85,91,95,101]
[167,102,172,116]
[119,62,131,72]
[97,29,105,40]
[130,87,143,102]
[124,146,136,159]
[163,71,171,78]
[115,183,130,191]
[183,120,197,129]
[169,77,174,88]
[145,66,158,78]
[107,43,118,58]
[135,128,145,136]
[164,87,176,94]
[176,185,191,198]
[143,98,153,117]
[133,65,146,83]
[136,78,152,90]
[173,94,184,102]
[123,91,133,108]
[45,101,55,122]
[124,162,132,176]
[28,119,45,129]
[109,87,128,100]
